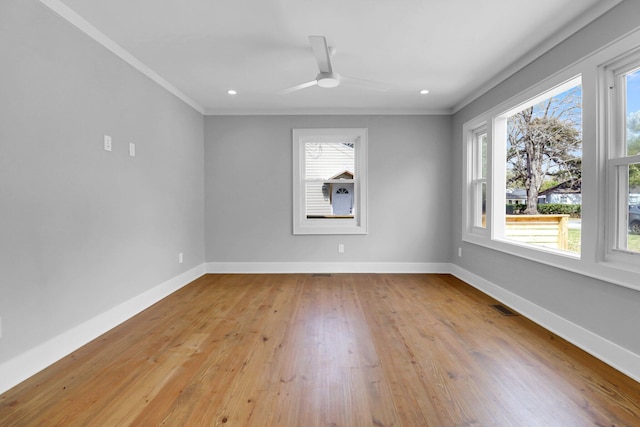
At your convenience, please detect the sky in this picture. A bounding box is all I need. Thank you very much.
[627,69,640,114]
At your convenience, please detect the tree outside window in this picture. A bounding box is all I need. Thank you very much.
[506,85,582,215]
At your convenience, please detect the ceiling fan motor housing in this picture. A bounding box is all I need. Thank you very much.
[316,72,340,88]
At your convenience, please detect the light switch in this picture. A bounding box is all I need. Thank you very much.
[104,135,112,152]
[129,142,135,157]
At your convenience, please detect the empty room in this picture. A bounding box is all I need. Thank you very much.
[2,0,640,425]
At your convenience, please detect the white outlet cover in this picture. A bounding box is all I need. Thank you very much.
[129,142,135,157]
[104,135,112,151]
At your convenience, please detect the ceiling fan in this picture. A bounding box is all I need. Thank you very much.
[278,35,390,94]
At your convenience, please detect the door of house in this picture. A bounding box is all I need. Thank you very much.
[332,184,354,215]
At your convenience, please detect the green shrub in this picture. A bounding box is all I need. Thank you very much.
[505,204,581,217]
[537,204,581,217]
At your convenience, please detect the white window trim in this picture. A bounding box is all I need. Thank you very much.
[463,122,489,237]
[292,128,368,235]
[461,26,640,292]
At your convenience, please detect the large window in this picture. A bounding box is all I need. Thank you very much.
[498,78,582,254]
[292,128,368,235]
[465,76,583,256]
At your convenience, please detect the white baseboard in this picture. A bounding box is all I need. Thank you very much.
[205,261,451,274]
[0,264,206,395]
[3,262,637,395]
[449,265,640,383]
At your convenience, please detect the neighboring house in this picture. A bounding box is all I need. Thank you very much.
[538,180,582,205]
[506,188,527,205]
[324,171,355,216]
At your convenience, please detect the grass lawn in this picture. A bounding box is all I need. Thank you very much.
[568,228,640,253]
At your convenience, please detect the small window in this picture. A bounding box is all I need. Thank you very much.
[471,127,488,229]
[293,129,368,234]
[605,56,640,256]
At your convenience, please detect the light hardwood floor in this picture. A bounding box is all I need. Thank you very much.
[1,274,639,426]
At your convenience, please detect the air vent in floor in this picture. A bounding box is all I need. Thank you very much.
[311,273,333,277]
[491,304,518,316]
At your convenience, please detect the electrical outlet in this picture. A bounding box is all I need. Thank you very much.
[338,244,345,254]
[458,247,462,257]
[129,142,135,157]
[178,252,183,263]
[104,135,112,152]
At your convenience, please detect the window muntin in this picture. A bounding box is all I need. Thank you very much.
[293,129,367,235]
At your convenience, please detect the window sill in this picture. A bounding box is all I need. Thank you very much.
[293,223,367,235]
[306,215,355,219]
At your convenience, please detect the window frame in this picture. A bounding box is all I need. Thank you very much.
[292,128,368,235]
[602,49,640,264]
[494,75,583,254]
[463,73,583,258]
[463,123,490,237]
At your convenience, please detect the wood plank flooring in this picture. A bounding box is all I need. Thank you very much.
[1,273,639,426]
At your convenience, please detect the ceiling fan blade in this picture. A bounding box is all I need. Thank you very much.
[309,35,333,74]
[341,75,391,92]
[278,80,318,94]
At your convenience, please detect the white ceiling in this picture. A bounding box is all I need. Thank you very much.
[44,0,620,115]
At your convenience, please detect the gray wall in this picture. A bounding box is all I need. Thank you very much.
[451,0,640,355]
[205,115,452,264]
[0,0,205,363]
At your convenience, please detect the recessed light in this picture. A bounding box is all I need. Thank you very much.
[227,89,237,95]
[420,89,430,95]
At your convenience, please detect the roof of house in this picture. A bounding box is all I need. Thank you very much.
[539,179,582,195]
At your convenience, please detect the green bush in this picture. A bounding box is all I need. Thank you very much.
[537,203,581,217]
[505,203,581,217]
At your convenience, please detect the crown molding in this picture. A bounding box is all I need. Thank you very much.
[38,0,205,115]
[452,0,625,114]
[204,107,452,116]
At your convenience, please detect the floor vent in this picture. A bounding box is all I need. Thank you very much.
[312,273,333,277]
[491,304,518,316]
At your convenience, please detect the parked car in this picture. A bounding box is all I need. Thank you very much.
[630,205,640,234]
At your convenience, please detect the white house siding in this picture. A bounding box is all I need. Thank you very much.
[546,193,582,204]
[306,182,332,216]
